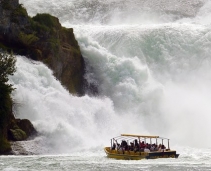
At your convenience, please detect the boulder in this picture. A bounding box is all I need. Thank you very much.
[16,119,37,137]
[8,118,37,141]
[9,128,27,141]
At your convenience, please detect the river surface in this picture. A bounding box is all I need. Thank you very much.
[1,147,211,171]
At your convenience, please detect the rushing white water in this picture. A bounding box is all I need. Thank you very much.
[71,23,211,149]
[4,0,209,161]
[20,0,206,25]
[10,56,120,154]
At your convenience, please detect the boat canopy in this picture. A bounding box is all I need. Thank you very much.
[121,134,159,139]
[110,133,171,151]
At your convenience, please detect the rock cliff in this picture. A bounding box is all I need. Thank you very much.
[0,0,86,95]
[0,0,87,154]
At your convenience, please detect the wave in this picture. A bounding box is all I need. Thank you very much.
[10,56,151,153]
[20,0,206,25]
[72,23,211,147]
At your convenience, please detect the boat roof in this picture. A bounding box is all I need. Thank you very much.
[121,134,159,139]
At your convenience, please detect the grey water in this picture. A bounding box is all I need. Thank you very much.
[1,148,211,171]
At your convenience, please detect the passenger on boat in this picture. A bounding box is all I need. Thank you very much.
[154,144,159,151]
[121,140,129,150]
[150,144,155,151]
[111,143,116,150]
[146,143,149,149]
[119,140,128,154]
[158,144,162,151]
[117,143,121,150]
[117,142,125,153]
[144,147,150,152]
[130,142,134,151]
[158,144,166,152]
[161,144,166,151]
[134,139,139,152]
[140,141,145,148]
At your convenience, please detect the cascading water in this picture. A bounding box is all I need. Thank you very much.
[10,0,211,155]
[10,56,121,153]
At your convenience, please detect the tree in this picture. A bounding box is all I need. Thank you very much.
[0,51,16,153]
[0,51,16,90]
[0,51,16,125]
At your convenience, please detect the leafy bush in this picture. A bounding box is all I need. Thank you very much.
[30,20,50,33]
[11,4,28,23]
[9,129,27,141]
[0,51,16,87]
[12,4,28,17]
[0,51,16,152]
[32,13,59,28]
[19,32,39,46]
[0,136,11,153]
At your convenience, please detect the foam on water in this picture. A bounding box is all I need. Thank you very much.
[10,56,118,153]
[20,0,206,25]
[1,147,211,170]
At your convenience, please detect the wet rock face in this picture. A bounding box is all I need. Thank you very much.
[0,0,19,8]
[9,129,27,141]
[8,119,37,141]
[16,119,37,138]
[0,0,89,154]
[0,0,86,95]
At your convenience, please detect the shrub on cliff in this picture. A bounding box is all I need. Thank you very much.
[0,51,16,89]
[18,32,39,47]
[0,51,16,153]
[0,51,16,128]
[30,13,61,35]
[0,136,11,153]
[32,13,60,29]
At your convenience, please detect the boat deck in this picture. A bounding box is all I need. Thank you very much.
[104,134,179,160]
[104,147,179,160]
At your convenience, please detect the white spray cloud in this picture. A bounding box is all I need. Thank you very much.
[20,0,206,25]
[13,0,211,152]
[10,56,119,153]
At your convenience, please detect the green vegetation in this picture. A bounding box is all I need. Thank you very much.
[32,13,60,28]
[30,18,51,33]
[9,129,27,141]
[11,4,28,23]
[0,136,11,153]
[0,43,8,51]
[48,38,60,56]
[12,4,28,17]
[1,1,84,96]
[19,32,39,47]
[0,51,16,153]
[0,51,16,128]
[30,13,60,36]
[0,51,16,87]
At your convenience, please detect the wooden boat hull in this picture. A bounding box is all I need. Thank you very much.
[104,147,179,160]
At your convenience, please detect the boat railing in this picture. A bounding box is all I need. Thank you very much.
[110,134,171,152]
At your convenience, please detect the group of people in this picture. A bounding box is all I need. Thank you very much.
[111,139,166,153]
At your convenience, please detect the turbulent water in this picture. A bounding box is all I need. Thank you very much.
[2,0,211,170]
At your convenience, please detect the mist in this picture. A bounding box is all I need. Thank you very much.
[11,0,211,153]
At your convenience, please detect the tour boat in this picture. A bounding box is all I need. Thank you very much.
[104,134,179,160]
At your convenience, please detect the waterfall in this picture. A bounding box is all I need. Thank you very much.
[10,0,211,153]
